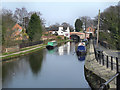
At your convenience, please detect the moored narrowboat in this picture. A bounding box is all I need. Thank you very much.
[46,41,57,50]
[76,42,86,56]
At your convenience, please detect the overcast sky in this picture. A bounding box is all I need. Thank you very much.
[2,0,119,27]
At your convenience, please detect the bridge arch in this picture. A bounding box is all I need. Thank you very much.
[70,34,80,42]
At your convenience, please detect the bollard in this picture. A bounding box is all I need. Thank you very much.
[111,56,113,70]
[106,56,109,68]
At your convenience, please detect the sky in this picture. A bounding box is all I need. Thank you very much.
[1,0,119,27]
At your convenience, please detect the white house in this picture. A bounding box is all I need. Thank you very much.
[57,26,70,38]
[49,26,70,38]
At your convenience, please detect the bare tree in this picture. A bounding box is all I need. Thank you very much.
[61,22,74,32]
[14,7,28,25]
[81,16,94,31]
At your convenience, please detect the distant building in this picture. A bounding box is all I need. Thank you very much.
[57,27,70,38]
[48,26,70,38]
[12,23,28,40]
[86,26,95,36]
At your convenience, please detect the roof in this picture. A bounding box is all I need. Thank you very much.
[47,26,68,31]
[12,24,22,30]
[70,32,85,35]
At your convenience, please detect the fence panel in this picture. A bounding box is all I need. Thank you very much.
[19,41,43,48]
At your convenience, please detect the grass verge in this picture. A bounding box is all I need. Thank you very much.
[1,39,72,61]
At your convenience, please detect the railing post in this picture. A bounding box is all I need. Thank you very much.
[99,52,102,64]
[94,48,97,60]
[102,54,104,66]
[106,56,109,68]
[116,57,120,90]
[111,56,113,70]
[96,51,98,62]
[99,52,101,64]
[116,57,119,73]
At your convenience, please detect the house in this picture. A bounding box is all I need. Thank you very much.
[86,26,95,36]
[48,26,70,38]
[12,24,28,40]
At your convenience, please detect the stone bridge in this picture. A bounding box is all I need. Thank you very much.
[70,32,89,42]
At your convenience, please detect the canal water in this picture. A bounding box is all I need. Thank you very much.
[2,42,90,88]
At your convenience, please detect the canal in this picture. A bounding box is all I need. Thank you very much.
[2,42,90,88]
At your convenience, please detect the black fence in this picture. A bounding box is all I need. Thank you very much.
[98,40,115,49]
[93,40,120,90]
[19,41,43,48]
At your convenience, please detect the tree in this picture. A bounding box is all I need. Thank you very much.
[95,4,120,49]
[75,19,83,32]
[61,22,74,32]
[14,7,28,25]
[81,16,94,31]
[2,9,16,47]
[27,13,42,41]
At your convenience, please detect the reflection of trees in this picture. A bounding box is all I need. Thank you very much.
[2,58,20,86]
[2,59,16,79]
[28,49,44,75]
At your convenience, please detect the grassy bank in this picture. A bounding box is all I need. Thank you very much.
[1,39,72,61]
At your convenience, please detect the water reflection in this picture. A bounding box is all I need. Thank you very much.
[77,55,86,61]
[58,42,70,55]
[2,57,30,87]
[47,47,57,54]
[28,49,44,75]
[2,42,90,88]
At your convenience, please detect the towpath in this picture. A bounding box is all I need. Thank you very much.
[85,40,116,88]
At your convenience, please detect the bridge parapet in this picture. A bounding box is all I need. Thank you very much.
[70,32,89,39]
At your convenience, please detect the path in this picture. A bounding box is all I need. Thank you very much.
[0,45,46,58]
[85,40,116,88]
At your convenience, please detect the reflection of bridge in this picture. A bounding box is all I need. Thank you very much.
[70,32,89,42]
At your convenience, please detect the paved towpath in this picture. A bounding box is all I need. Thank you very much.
[0,45,46,58]
[85,40,117,88]
[94,40,120,58]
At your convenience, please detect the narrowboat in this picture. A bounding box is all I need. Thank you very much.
[76,42,86,56]
[78,55,86,61]
[46,41,57,50]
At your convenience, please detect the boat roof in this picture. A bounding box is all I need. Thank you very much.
[50,40,56,42]
[78,42,85,46]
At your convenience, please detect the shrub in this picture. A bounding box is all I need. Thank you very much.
[64,37,67,40]
[57,36,62,40]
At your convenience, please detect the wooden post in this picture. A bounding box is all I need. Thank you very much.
[97,9,100,48]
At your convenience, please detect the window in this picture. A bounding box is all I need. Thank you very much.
[19,29,22,32]
[89,28,91,32]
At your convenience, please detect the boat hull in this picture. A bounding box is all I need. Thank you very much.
[46,45,54,50]
[77,55,85,61]
[76,51,86,56]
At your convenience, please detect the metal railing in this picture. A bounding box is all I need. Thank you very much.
[93,39,120,90]
[99,73,120,90]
